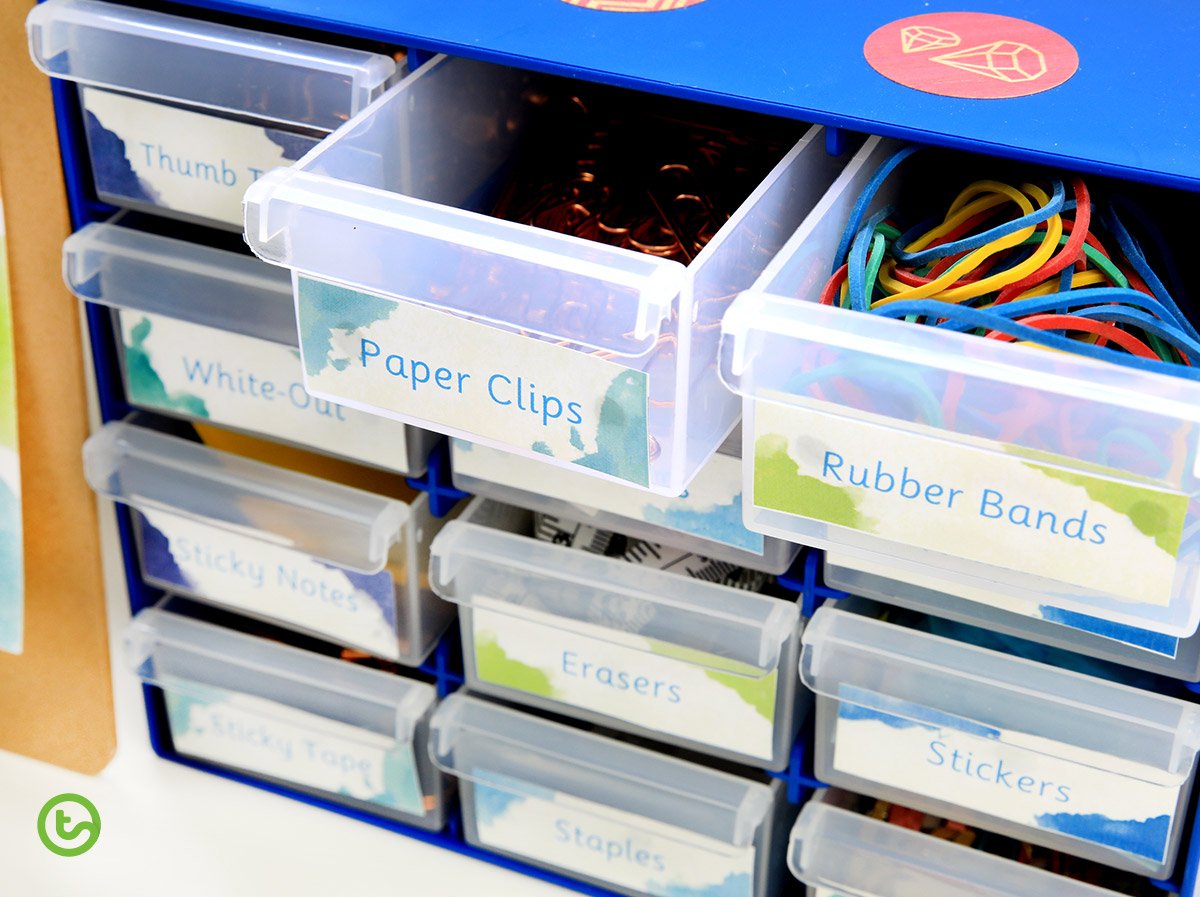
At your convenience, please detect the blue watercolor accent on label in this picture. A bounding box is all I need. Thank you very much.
[474,782,526,826]
[0,477,23,653]
[138,513,194,591]
[136,513,398,629]
[264,128,320,161]
[649,872,753,897]
[1036,811,1171,862]
[837,684,1002,739]
[641,493,764,554]
[1039,606,1180,658]
[84,109,159,204]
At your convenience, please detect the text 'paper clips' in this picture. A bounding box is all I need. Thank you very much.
[822,146,1200,382]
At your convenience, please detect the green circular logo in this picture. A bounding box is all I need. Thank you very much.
[37,793,101,857]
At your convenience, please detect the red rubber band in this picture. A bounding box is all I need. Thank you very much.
[984,313,1159,359]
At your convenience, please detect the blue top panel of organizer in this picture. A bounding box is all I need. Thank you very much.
[176,0,1199,189]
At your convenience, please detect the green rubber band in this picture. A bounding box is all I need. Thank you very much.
[865,232,886,302]
[1016,234,1129,289]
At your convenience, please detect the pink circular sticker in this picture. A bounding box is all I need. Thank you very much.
[560,0,706,10]
[864,12,1079,99]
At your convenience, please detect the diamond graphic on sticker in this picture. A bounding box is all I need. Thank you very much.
[560,0,706,10]
[932,40,1048,83]
[900,25,961,54]
[864,13,1077,99]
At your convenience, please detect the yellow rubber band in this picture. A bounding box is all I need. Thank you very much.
[874,183,1063,306]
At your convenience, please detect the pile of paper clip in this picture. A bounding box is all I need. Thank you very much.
[823,146,1200,381]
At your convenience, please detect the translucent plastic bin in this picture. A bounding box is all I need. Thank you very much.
[788,794,1140,897]
[800,604,1200,876]
[243,53,854,495]
[26,0,400,229]
[825,552,1200,680]
[429,497,806,769]
[720,135,1200,640]
[428,693,791,897]
[84,421,454,664]
[451,436,800,573]
[128,604,445,828]
[64,222,437,475]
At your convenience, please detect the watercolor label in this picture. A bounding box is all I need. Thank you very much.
[453,440,764,553]
[0,187,19,654]
[164,682,425,815]
[754,401,1187,606]
[830,686,1182,864]
[469,600,779,759]
[137,507,401,659]
[81,87,318,227]
[471,771,756,897]
[825,551,1181,658]
[296,277,651,487]
[119,311,414,473]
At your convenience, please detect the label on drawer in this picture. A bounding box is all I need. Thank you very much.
[296,277,652,487]
[454,441,764,554]
[470,771,756,897]
[830,685,1182,863]
[163,682,426,815]
[137,508,402,659]
[753,402,1187,605]
[119,311,413,473]
[81,87,318,227]
[469,602,779,760]
[826,552,1181,658]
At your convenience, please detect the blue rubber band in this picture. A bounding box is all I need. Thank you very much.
[892,180,1066,266]
[878,289,1188,339]
[848,206,893,312]
[832,145,921,275]
[782,358,944,425]
[1105,206,1200,343]
[867,302,1200,381]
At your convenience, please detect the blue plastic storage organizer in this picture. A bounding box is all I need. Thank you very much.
[33,0,1200,894]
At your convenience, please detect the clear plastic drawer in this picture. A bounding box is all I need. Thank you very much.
[243,54,852,495]
[450,436,799,573]
[27,0,400,229]
[64,222,436,474]
[801,604,1200,876]
[721,136,1200,640]
[85,421,453,664]
[128,603,444,828]
[429,693,791,897]
[429,497,806,769]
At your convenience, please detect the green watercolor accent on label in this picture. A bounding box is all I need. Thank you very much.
[754,433,872,530]
[475,631,558,698]
[648,639,778,724]
[1030,464,1188,555]
[123,316,210,418]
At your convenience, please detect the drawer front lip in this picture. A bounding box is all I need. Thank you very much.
[26,0,399,130]
[429,514,800,675]
[81,421,409,574]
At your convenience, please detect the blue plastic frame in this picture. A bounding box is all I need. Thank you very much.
[44,1,1200,893]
